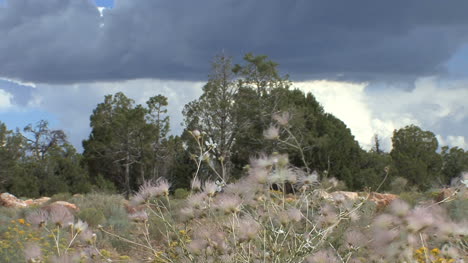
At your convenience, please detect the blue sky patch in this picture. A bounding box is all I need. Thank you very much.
[94,0,114,8]
[0,110,58,132]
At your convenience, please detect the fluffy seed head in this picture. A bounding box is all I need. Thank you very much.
[273,112,291,126]
[306,250,339,263]
[204,181,218,197]
[191,177,202,191]
[24,242,42,262]
[263,125,280,140]
[216,194,242,214]
[73,220,88,233]
[26,209,48,227]
[49,205,74,227]
[287,208,303,222]
[237,218,260,242]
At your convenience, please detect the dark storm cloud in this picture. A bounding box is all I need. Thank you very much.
[0,0,468,84]
[0,80,34,105]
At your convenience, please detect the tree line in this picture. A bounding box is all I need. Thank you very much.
[1,54,467,198]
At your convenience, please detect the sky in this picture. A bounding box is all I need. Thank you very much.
[0,0,467,152]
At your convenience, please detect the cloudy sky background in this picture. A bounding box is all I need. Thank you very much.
[0,0,467,151]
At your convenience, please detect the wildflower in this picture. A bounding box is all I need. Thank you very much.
[79,229,96,243]
[406,207,434,232]
[328,177,339,188]
[389,199,410,217]
[130,193,146,206]
[263,125,280,140]
[154,178,171,197]
[250,154,274,169]
[272,152,289,167]
[26,210,48,227]
[286,170,298,184]
[191,177,202,191]
[299,170,319,185]
[373,214,396,229]
[273,112,291,126]
[18,218,25,224]
[306,250,339,263]
[128,210,149,222]
[136,181,157,201]
[49,205,74,227]
[237,218,260,242]
[187,239,208,255]
[187,192,206,209]
[191,129,201,138]
[24,242,42,262]
[248,167,268,184]
[345,230,367,248]
[287,208,303,222]
[136,178,171,201]
[371,229,398,250]
[216,194,242,214]
[318,204,338,226]
[349,210,361,222]
[204,181,218,197]
[179,207,195,221]
[74,220,88,233]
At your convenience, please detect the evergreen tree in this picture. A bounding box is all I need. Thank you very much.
[83,92,171,196]
[183,54,238,182]
[440,146,468,185]
[390,125,442,190]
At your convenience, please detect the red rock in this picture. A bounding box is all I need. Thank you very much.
[330,191,360,202]
[123,200,145,214]
[24,197,51,206]
[435,188,468,202]
[50,201,79,212]
[0,193,28,208]
[368,192,399,209]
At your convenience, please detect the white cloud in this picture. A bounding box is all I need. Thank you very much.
[97,7,106,17]
[27,79,204,150]
[0,78,36,88]
[0,89,13,111]
[5,77,467,152]
[296,77,468,151]
[438,135,468,149]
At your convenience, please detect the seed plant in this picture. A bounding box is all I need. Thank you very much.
[0,112,465,262]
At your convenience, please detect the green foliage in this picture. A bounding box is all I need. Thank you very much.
[440,146,468,185]
[83,92,172,197]
[0,121,92,198]
[49,192,73,203]
[389,176,409,194]
[78,207,106,227]
[9,173,40,198]
[391,125,442,190]
[399,190,428,207]
[443,198,468,222]
[173,188,189,199]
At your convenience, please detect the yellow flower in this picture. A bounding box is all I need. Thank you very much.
[431,248,440,255]
[169,241,178,247]
[18,218,25,224]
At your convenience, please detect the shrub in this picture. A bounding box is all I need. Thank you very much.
[96,153,466,262]
[173,188,189,199]
[389,176,408,194]
[78,207,106,227]
[399,190,426,207]
[49,192,73,203]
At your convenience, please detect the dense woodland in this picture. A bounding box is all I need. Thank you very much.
[1,54,467,198]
